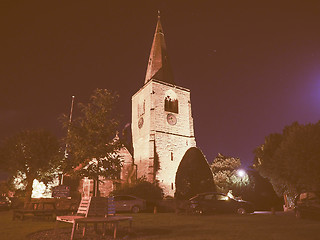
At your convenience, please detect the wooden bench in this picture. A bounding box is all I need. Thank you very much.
[56,196,131,239]
[13,201,74,221]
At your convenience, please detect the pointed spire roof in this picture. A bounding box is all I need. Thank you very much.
[144,12,174,85]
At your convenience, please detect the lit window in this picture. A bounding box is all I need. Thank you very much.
[164,90,178,113]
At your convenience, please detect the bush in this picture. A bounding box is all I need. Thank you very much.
[175,147,215,200]
[112,180,163,200]
[111,179,163,212]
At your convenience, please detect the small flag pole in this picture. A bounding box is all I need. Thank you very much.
[61,95,75,185]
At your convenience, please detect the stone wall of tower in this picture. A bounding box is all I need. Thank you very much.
[132,80,196,196]
[150,81,196,196]
[155,132,196,196]
[150,81,195,137]
[132,82,155,182]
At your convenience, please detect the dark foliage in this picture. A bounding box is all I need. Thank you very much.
[0,129,61,202]
[244,170,283,210]
[111,179,163,212]
[111,178,163,201]
[175,147,215,200]
[254,121,320,197]
[61,89,122,196]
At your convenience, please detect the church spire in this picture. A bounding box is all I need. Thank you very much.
[144,11,174,85]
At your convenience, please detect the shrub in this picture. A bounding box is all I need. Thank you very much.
[111,179,163,201]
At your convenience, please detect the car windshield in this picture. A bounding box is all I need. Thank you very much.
[299,192,320,201]
[190,192,238,201]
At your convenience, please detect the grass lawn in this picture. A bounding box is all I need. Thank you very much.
[0,210,319,240]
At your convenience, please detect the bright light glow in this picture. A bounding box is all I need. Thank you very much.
[13,171,60,198]
[31,178,59,198]
[32,180,47,198]
[237,169,246,178]
[165,89,178,100]
[13,171,26,190]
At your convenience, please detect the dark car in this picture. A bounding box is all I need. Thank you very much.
[114,195,146,213]
[294,192,320,219]
[189,192,254,215]
[0,196,11,210]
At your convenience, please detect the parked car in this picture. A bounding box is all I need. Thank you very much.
[0,196,11,210]
[189,192,254,215]
[294,192,320,219]
[114,195,146,213]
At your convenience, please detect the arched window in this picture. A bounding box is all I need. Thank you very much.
[138,100,145,117]
[164,90,178,113]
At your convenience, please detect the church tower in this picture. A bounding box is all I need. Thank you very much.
[132,13,196,196]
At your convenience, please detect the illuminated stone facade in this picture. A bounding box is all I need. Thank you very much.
[132,79,196,196]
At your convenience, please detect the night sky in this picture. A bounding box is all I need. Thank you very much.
[1,1,320,168]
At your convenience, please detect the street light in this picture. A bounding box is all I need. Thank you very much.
[237,169,246,178]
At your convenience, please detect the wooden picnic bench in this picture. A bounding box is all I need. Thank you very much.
[13,201,75,221]
[56,196,132,239]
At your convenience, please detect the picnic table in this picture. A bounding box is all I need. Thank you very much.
[56,196,132,239]
[71,216,133,239]
[13,201,75,221]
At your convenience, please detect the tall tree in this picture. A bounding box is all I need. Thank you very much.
[254,121,320,197]
[175,147,215,200]
[61,89,122,196]
[253,132,285,196]
[0,129,61,202]
[211,153,249,195]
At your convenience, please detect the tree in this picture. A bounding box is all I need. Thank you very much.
[254,121,320,197]
[253,132,284,196]
[61,89,122,196]
[175,147,215,200]
[0,129,61,202]
[211,153,249,196]
[245,170,283,210]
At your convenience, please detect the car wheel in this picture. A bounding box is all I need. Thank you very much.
[195,207,208,215]
[195,208,204,214]
[236,207,246,215]
[131,205,140,213]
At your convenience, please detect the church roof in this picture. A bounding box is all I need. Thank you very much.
[144,12,175,85]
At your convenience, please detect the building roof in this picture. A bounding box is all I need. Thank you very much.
[144,12,175,85]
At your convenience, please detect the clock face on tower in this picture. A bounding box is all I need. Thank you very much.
[167,113,177,125]
[138,117,144,128]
